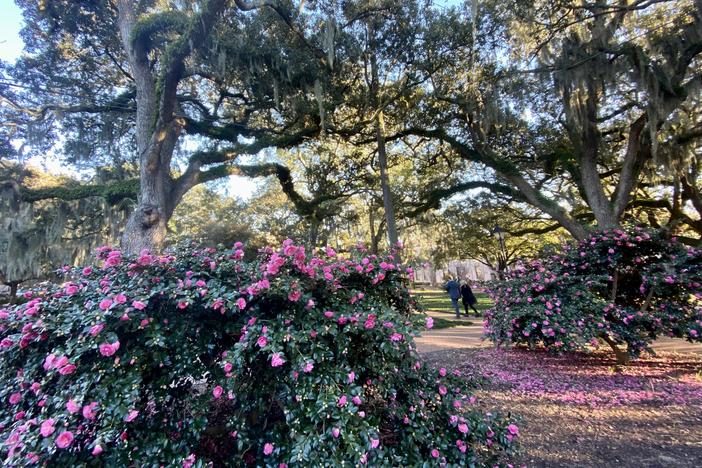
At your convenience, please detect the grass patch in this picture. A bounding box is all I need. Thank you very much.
[429,316,474,329]
[413,289,493,314]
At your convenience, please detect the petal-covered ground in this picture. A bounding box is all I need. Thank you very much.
[422,348,702,467]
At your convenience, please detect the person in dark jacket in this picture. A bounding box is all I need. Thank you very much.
[460,282,479,317]
[443,276,462,318]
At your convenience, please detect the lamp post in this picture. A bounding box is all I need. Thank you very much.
[492,225,508,279]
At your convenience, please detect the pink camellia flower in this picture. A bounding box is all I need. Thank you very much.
[125,410,139,422]
[236,298,247,310]
[82,267,93,276]
[40,418,55,437]
[82,402,98,420]
[302,361,314,373]
[425,317,434,329]
[324,311,334,318]
[347,371,355,383]
[439,368,447,377]
[507,424,519,436]
[270,353,285,367]
[65,284,79,295]
[55,431,74,449]
[331,427,340,438]
[177,301,189,309]
[438,385,447,396]
[183,454,196,468]
[92,444,103,456]
[389,333,403,342]
[212,386,223,399]
[0,338,13,348]
[98,299,113,311]
[99,341,120,357]
[59,364,76,375]
[371,439,380,449]
[114,293,127,304]
[140,318,150,327]
[263,443,274,455]
[89,323,105,336]
[132,300,147,310]
[9,393,21,405]
[224,362,233,373]
[257,336,268,348]
[67,399,80,414]
[83,401,98,420]
[43,354,57,370]
[352,396,362,405]
[337,395,347,407]
[288,290,302,302]
[431,449,440,458]
[458,423,469,434]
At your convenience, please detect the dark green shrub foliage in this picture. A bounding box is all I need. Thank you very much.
[0,241,517,466]
[485,228,702,362]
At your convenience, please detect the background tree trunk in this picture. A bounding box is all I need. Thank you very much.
[369,42,400,255]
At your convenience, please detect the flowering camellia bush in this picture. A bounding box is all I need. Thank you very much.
[0,241,517,466]
[485,228,702,364]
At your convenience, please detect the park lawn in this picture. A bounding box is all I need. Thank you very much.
[413,288,492,314]
[411,287,489,329]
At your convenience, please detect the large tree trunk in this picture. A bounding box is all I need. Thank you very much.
[375,116,399,247]
[121,169,173,255]
[369,43,400,254]
[117,0,181,254]
[573,81,620,230]
[308,216,320,248]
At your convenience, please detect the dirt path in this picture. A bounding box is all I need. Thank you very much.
[417,324,702,355]
[419,339,702,467]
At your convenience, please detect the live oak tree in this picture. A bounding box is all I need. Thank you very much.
[1,0,364,254]
[3,0,700,261]
[398,0,702,241]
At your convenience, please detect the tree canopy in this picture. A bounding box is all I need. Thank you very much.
[1,0,700,268]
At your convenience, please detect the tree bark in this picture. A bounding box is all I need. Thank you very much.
[308,216,320,248]
[369,41,400,254]
[9,281,19,301]
[570,81,620,230]
[375,114,399,247]
[115,0,226,254]
[601,334,631,366]
[117,0,169,254]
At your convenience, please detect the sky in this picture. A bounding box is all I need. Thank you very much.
[0,1,259,200]
[0,1,23,63]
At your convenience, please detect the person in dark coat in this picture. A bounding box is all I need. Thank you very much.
[460,282,479,317]
[443,276,462,319]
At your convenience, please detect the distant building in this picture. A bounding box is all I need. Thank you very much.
[413,259,494,285]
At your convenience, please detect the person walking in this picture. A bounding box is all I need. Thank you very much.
[443,276,462,319]
[461,281,479,317]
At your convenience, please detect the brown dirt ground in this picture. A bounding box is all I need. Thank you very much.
[421,348,702,468]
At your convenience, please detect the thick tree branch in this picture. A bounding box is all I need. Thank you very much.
[2,179,139,205]
[406,181,524,218]
[392,127,588,239]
